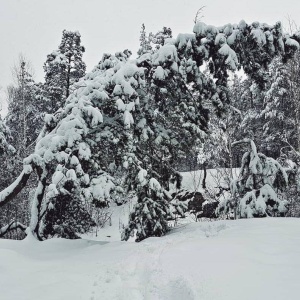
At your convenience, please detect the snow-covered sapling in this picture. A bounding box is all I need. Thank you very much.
[217,139,288,218]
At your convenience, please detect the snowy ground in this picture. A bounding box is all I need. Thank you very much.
[180,168,239,192]
[1,218,300,300]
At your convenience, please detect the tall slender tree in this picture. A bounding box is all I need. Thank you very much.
[44,30,86,111]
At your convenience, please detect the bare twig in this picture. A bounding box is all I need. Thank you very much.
[194,6,206,24]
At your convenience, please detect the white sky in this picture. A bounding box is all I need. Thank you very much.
[0,0,299,114]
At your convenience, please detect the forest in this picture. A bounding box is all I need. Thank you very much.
[1,17,300,243]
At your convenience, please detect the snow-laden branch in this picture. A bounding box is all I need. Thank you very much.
[0,154,44,208]
[0,220,27,237]
[0,167,32,208]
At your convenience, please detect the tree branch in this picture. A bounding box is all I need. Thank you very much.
[0,220,27,237]
[0,168,32,208]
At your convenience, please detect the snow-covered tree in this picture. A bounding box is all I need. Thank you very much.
[217,139,288,218]
[44,30,86,111]
[138,25,172,55]
[0,119,23,238]
[259,57,297,157]
[0,118,15,156]
[122,169,181,241]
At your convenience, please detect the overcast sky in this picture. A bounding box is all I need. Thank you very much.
[0,0,299,113]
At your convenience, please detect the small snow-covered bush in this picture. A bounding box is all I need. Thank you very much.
[217,139,288,219]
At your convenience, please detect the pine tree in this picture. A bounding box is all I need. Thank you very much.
[285,49,300,152]
[137,24,152,55]
[0,117,15,155]
[122,169,178,242]
[44,30,86,111]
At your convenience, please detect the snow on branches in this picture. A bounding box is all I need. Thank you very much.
[1,19,299,241]
[217,139,288,219]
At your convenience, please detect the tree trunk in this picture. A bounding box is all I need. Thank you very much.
[30,175,47,240]
[66,56,71,98]
[202,163,207,189]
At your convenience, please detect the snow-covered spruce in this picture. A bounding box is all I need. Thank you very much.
[122,168,186,241]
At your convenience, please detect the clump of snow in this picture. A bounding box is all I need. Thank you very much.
[175,33,195,50]
[227,29,240,45]
[149,177,161,191]
[193,22,207,36]
[250,22,266,45]
[123,110,134,128]
[137,168,148,186]
[90,173,115,203]
[152,44,178,65]
[238,19,247,31]
[153,66,166,80]
[218,44,239,70]
[284,35,300,49]
[215,33,227,46]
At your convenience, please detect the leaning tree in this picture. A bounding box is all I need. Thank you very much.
[0,20,299,241]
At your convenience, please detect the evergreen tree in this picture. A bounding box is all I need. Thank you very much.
[44,30,86,111]
[217,139,288,218]
[260,57,298,157]
[0,117,15,155]
[285,49,300,152]
[137,24,152,55]
[122,170,180,241]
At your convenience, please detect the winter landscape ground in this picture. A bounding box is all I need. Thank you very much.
[1,218,299,300]
[1,170,299,300]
